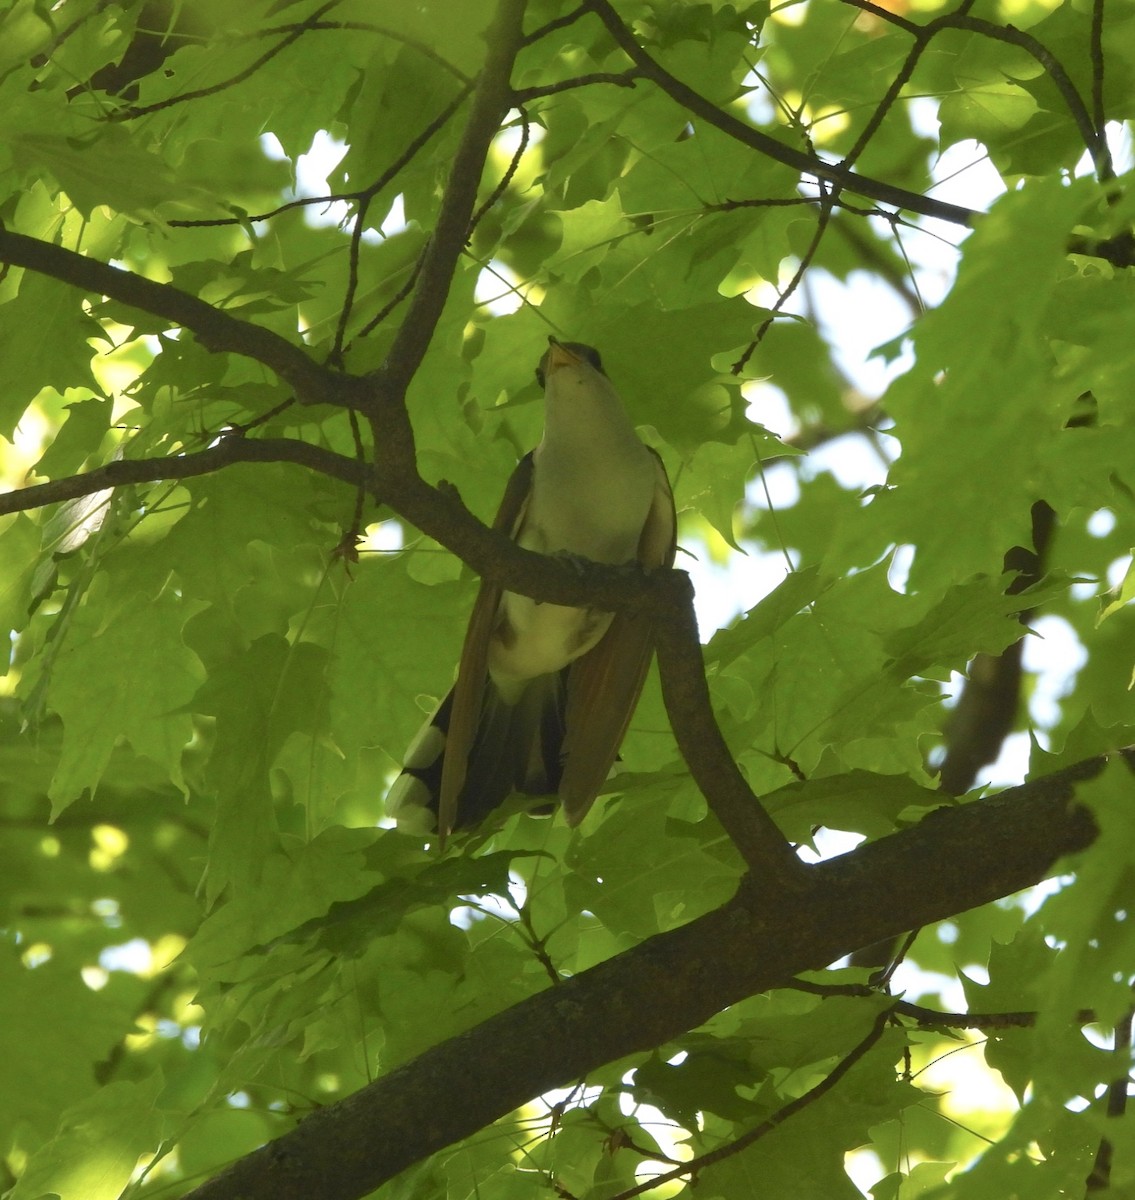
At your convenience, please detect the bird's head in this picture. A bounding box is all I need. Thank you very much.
[536,337,605,390]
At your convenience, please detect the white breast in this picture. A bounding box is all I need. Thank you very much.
[486,355,657,694]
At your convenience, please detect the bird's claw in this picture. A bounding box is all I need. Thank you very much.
[552,550,594,577]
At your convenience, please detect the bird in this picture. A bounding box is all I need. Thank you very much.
[387,337,676,842]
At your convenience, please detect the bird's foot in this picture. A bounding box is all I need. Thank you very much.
[551,550,595,576]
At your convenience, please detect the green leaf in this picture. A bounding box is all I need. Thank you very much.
[675,426,794,549]
[2,2,1133,1194]
[0,271,108,438]
[11,126,189,220]
[192,634,326,897]
[31,394,112,478]
[327,559,475,768]
[0,515,40,670]
[8,1071,168,1200]
[1097,553,1135,625]
[0,951,137,1146]
[765,770,941,841]
[45,591,203,812]
[1032,760,1135,1036]
[867,176,1100,589]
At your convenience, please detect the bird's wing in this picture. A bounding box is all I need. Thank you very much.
[437,452,535,842]
[558,449,677,825]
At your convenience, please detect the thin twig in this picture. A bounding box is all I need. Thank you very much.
[256,19,472,83]
[1086,1004,1132,1192]
[109,1,340,120]
[224,395,297,435]
[522,4,590,46]
[356,257,423,341]
[0,436,365,518]
[583,0,978,227]
[831,215,923,317]
[731,195,836,375]
[470,107,531,233]
[837,0,942,170]
[343,408,369,549]
[513,69,640,101]
[169,82,471,232]
[606,1004,896,1199]
[841,0,1113,182]
[332,193,374,363]
[788,977,1099,1029]
[1090,0,1110,178]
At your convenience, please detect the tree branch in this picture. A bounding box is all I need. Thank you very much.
[182,752,1106,1200]
[653,573,807,888]
[789,977,1098,1028]
[370,0,529,404]
[583,0,979,228]
[109,2,340,120]
[513,68,641,102]
[522,4,590,46]
[0,227,354,408]
[0,437,366,517]
[332,83,474,359]
[608,1002,895,1198]
[841,0,1112,183]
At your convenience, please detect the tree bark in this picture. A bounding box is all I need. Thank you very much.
[184,754,1108,1200]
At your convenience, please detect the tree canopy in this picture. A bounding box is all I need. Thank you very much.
[2,0,1134,1198]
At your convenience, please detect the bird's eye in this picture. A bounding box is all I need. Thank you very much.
[574,344,604,374]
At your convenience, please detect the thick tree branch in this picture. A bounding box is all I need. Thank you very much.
[183,753,1107,1200]
[938,496,1055,796]
[0,409,661,616]
[653,573,807,888]
[0,227,354,408]
[0,433,668,621]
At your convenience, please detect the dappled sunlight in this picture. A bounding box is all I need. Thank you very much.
[1,0,1129,1196]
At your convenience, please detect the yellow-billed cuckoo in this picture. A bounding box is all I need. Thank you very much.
[388,338,676,840]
